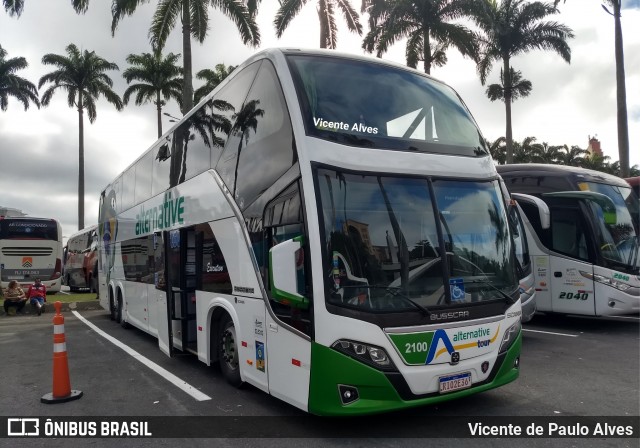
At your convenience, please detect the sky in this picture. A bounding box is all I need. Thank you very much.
[1,0,639,243]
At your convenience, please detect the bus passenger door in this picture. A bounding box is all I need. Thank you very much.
[154,232,172,356]
[165,228,200,354]
[548,206,596,315]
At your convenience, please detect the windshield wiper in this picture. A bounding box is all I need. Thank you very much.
[464,278,518,305]
[335,285,431,316]
[385,286,432,317]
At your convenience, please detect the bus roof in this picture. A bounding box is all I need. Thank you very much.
[497,163,629,188]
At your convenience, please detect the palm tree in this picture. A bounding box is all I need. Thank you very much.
[531,142,562,163]
[580,152,611,172]
[555,0,629,177]
[111,0,260,117]
[194,63,236,103]
[468,0,573,164]
[39,44,123,230]
[558,144,587,166]
[514,136,542,163]
[275,0,363,49]
[600,1,630,177]
[3,0,24,16]
[0,45,40,111]
[362,0,477,74]
[486,67,531,103]
[123,50,183,138]
[487,136,506,164]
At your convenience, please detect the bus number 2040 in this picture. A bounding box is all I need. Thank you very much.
[558,292,589,300]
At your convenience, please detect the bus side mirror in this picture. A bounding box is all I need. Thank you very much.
[269,236,309,310]
[512,193,551,230]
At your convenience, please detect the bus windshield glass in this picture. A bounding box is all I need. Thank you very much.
[580,182,640,271]
[0,219,58,240]
[316,168,517,314]
[287,55,488,157]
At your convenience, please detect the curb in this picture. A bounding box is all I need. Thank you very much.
[1,300,102,316]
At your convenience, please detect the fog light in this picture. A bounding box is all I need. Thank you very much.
[514,357,520,369]
[338,385,359,405]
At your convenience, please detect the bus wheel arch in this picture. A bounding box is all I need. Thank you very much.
[118,288,130,329]
[214,309,243,388]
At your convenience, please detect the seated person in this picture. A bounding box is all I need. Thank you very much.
[27,278,47,316]
[3,280,27,315]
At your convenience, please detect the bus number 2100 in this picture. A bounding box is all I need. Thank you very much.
[558,292,589,300]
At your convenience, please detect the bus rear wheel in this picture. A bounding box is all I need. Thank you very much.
[218,315,242,388]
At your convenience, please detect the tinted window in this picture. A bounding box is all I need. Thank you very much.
[121,168,136,211]
[121,236,153,282]
[169,97,238,186]
[509,206,529,269]
[199,224,232,294]
[111,177,123,213]
[212,61,261,171]
[0,219,58,240]
[135,151,153,204]
[287,55,486,156]
[152,138,172,196]
[550,206,590,261]
[217,62,296,210]
[503,175,573,195]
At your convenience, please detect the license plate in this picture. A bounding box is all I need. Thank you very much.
[439,372,472,393]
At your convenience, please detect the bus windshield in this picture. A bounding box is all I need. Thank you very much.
[581,182,640,271]
[316,168,517,314]
[287,55,488,157]
[0,219,59,240]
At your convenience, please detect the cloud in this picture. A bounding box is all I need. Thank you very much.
[1,0,639,243]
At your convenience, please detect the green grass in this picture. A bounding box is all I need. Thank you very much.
[49,292,99,303]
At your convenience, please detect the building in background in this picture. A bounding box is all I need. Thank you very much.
[0,207,26,218]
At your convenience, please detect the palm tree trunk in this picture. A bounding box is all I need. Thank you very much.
[423,29,430,75]
[613,1,629,177]
[77,92,85,230]
[318,0,327,49]
[156,90,162,138]
[182,0,194,115]
[503,57,514,164]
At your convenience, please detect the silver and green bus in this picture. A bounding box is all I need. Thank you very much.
[98,49,522,415]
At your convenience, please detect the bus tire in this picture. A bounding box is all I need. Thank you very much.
[109,296,116,321]
[115,295,123,324]
[218,314,242,388]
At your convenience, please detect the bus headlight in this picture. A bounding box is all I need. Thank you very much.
[580,271,632,291]
[499,320,521,354]
[331,340,397,372]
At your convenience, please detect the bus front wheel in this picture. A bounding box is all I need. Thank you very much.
[218,315,243,388]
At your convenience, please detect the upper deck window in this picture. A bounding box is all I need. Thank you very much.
[287,55,488,157]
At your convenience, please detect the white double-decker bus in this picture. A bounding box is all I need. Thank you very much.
[0,216,63,293]
[499,164,640,317]
[98,49,523,415]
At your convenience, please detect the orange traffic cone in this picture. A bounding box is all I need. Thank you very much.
[41,301,83,404]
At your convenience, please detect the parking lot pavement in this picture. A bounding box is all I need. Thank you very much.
[0,309,638,446]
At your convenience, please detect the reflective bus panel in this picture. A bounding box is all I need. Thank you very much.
[98,49,522,415]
